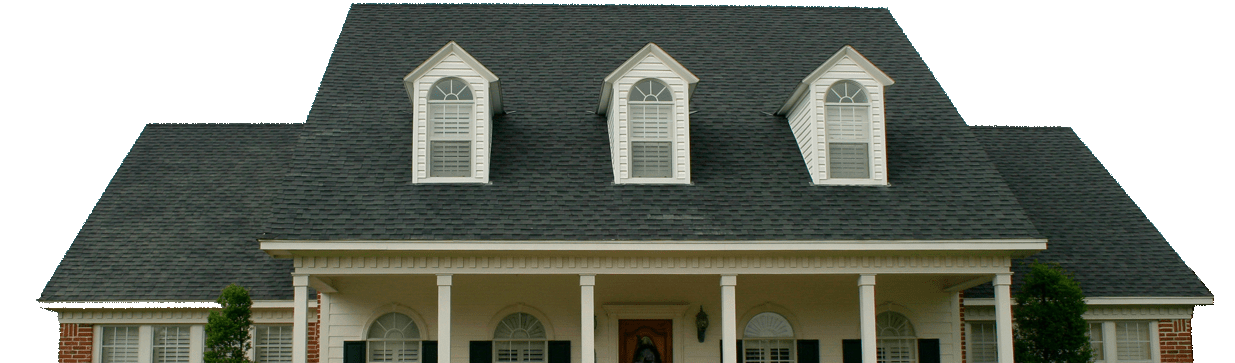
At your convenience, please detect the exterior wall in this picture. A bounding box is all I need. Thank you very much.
[958,292,966,363]
[1158,319,1193,363]
[412,52,492,183]
[810,56,886,184]
[786,92,816,177]
[59,323,92,363]
[611,52,691,183]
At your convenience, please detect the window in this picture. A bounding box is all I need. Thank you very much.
[1088,321,1156,363]
[101,326,140,363]
[825,80,870,179]
[494,312,548,363]
[369,312,423,363]
[256,325,293,363]
[1088,322,1106,362]
[876,312,916,363]
[428,77,474,178]
[1115,322,1151,362]
[152,326,191,363]
[743,312,795,363]
[967,322,997,363]
[629,79,673,178]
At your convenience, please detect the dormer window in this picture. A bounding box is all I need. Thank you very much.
[825,80,871,179]
[597,43,698,184]
[429,77,474,177]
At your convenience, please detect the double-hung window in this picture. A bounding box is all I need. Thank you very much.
[1087,321,1155,363]
[100,326,140,363]
[825,80,871,179]
[428,77,474,178]
[628,79,674,178]
[152,326,191,363]
[967,322,997,363]
[494,312,548,363]
[743,312,796,363]
[876,312,917,363]
[368,312,423,363]
[255,325,294,363]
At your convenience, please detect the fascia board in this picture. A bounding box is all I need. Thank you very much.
[965,297,1215,306]
[598,42,700,114]
[39,300,309,310]
[260,239,1047,254]
[776,45,894,115]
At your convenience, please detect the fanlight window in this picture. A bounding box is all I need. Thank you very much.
[629,79,673,178]
[368,313,422,363]
[494,313,548,363]
[824,80,870,179]
[876,312,916,363]
[428,77,474,177]
[744,312,795,363]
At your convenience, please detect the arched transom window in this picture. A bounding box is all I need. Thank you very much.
[494,313,547,363]
[628,79,674,178]
[824,80,871,179]
[744,312,796,363]
[876,312,917,363]
[428,77,474,177]
[368,312,422,363]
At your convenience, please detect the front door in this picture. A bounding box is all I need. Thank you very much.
[619,319,672,363]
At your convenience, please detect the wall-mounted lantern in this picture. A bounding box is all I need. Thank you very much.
[695,306,709,343]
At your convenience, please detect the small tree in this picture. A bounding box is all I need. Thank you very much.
[205,284,254,363]
[1013,262,1092,363]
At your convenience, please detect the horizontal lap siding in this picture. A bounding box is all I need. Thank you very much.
[787,95,816,181]
[414,53,490,181]
[812,57,885,182]
[614,54,690,182]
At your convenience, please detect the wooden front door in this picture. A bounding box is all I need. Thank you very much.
[619,319,672,363]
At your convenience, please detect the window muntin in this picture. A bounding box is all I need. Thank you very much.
[825,80,871,179]
[743,312,795,363]
[101,326,140,363]
[1115,322,1151,362]
[368,312,422,363]
[493,312,548,363]
[629,79,674,178]
[876,312,916,363]
[967,322,997,363]
[428,77,474,178]
[255,325,294,363]
[152,326,191,363]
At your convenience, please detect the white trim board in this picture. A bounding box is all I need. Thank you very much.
[261,239,1048,256]
[40,300,314,309]
[965,296,1213,306]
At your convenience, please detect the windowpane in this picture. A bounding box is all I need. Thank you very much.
[1115,322,1151,361]
[876,338,915,363]
[431,141,471,177]
[371,340,420,363]
[826,80,868,103]
[101,326,140,363]
[1088,322,1105,361]
[632,142,672,178]
[152,326,191,363]
[630,104,672,139]
[745,339,795,363]
[826,105,868,141]
[495,340,546,363]
[969,322,997,363]
[256,325,294,363]
[429,78,473,101]
[828,143,869,178]
[431,104,472,135]
[631,79,671,102]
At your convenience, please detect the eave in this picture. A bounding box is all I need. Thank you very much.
[775,45,894,115]
[597,42,700,114]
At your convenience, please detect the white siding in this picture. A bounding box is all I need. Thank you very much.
[610,53,691,184]
[811,56,887,185]
[786,95,816,178]
[413,53,492,183]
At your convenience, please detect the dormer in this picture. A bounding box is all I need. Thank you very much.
[598,43,698,185]
[777,46,894,186]
[404,41,503,184]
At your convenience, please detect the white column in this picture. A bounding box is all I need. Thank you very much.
[438,274,453,363]
[293,274,309,363]
[581,274,596,363]
[994,273,1014,363]
[320,292,333,361]
[721,275,738,363]
[858,274,877,363]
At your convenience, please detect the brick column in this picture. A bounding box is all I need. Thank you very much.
[959,291,966,363]
[58,323,93,363]
[1159,319,1194,363]
[308,292,321,363]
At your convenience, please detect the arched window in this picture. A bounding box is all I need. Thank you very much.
[368,312,422,363]
[876,312,917,363]
[493,313,547,363]
[628,79,674,178]
[824,80,871,179]
[744,312,796,363]
[428,77,474,177]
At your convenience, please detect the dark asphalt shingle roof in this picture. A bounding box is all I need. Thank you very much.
[262,4,1043,241]
[39,124,302,301]
[965,126,1211,298]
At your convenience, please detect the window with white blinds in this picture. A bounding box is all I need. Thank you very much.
[152,326,191,363]
[494,312,548,363]
[967,322,997,363]
[744,312,796,363]
[629,79,674,178]
[876,312,917,363]
[368,312,423,363]
[824,80,871,179]
[1115,322,1151,362]
[256,325,294,363]
[101,326,140,363]
[631,142,671,178]
[428,77,473,178]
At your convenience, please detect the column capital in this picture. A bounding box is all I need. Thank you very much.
[720,275,737,286]
[580,274,596,286]
[857,274,876,286]
[994,273,1012,286]
[292,274,310,287]
[437,274,453,286]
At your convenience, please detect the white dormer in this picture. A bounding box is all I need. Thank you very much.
[598,43,698,185]
[404,41,503,184]
[777,46,894,186]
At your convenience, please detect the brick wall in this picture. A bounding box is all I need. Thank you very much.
[1159,318,1194,363]
[958,291,966,363]
[308,291,321,363]
[59,323,92,363]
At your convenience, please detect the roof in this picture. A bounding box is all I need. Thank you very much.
[39,123,302,301]
[965,126,1211,298]
[262,4,1043,241]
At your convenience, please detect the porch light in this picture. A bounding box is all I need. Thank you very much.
[695,306,709,342]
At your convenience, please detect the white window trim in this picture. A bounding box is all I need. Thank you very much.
[95,325,203,363]
[966,322,998,363]
[823,93,874,181]
[252,325,294,363]
[403,41,501,184]
[1089,320,1160,363]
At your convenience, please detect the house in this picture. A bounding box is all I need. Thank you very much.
[39,4,1211,363]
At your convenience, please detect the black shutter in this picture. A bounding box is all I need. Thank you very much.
[718,340,744,363]
[917,339,940,363]
[344,341,367,363]
[471,341,493,363]
[796,340,819,363]
[423,341,438,363]
[548,341,572,363]
[841,339,861,363]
